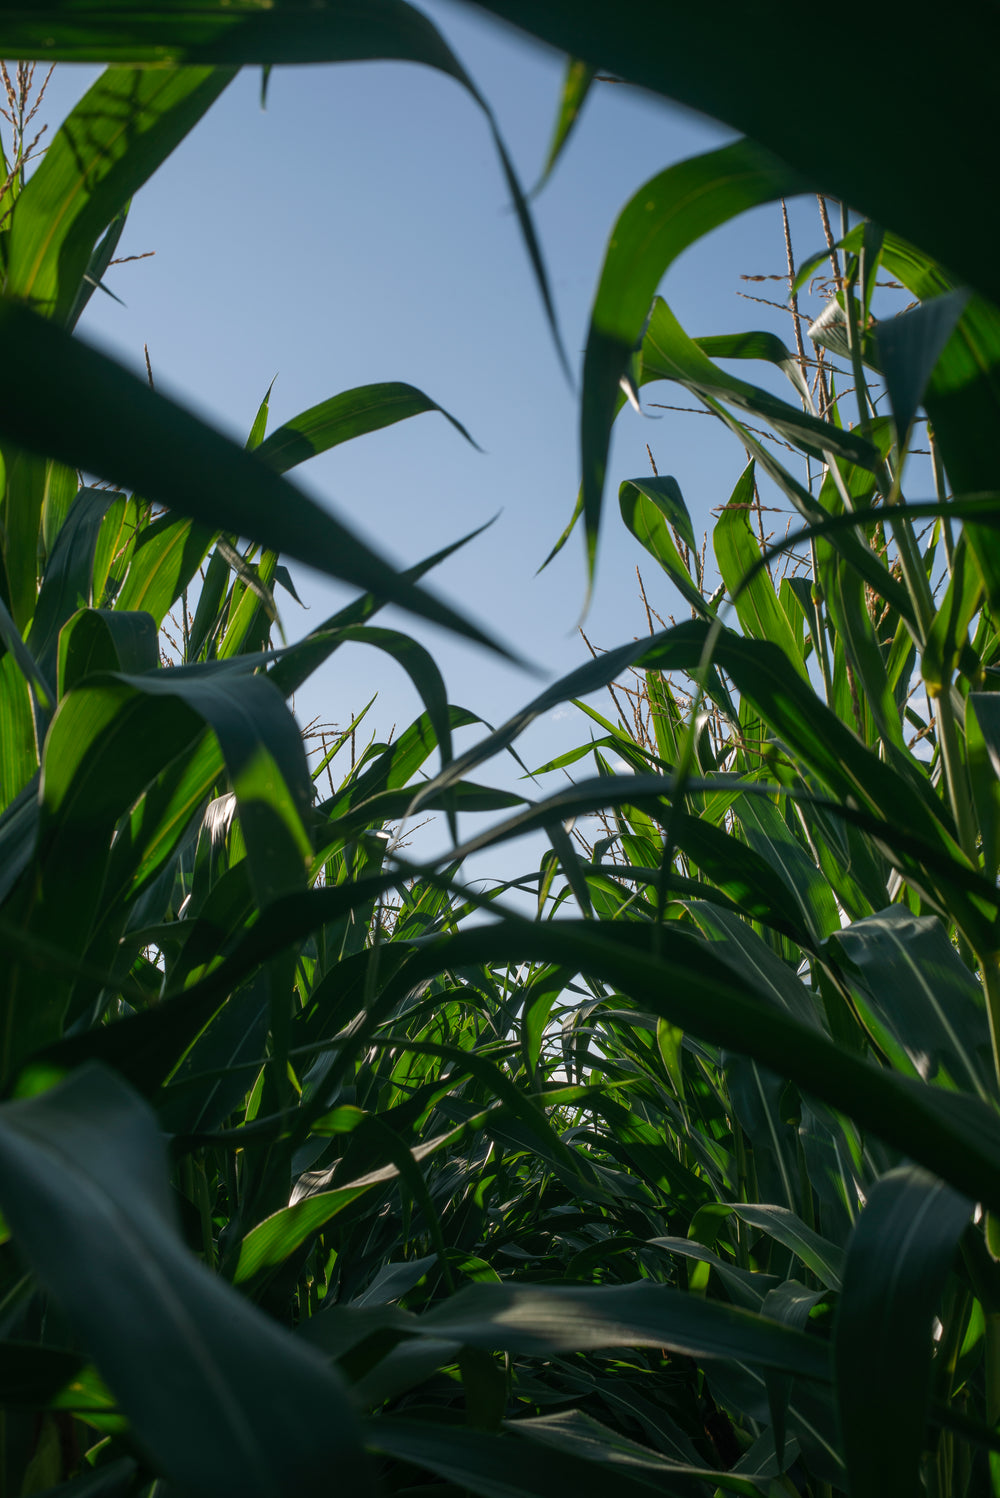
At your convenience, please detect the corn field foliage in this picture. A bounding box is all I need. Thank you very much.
[0,5,998,1498]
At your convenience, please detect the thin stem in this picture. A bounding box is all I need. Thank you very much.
[838,202,876,428]
[780,199,810,394]
[929,422,955,574]
[933,684,977,861]
[809,541,835,705]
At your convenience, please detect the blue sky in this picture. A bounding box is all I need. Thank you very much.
[33,3,846,884]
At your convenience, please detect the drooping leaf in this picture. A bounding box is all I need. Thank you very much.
[367,1413,764,1498]
[456,1,1000,309]
[578,140,806,574]
[304,1278,831,1379]
[57,607,158,695]
[874,288,971,448]
[830,906,994,1100]
[0,300,515,659]
[0,1065,371,1498]
[254,382,479,473]
[834,1167,972,1498]
[0,0,567,368]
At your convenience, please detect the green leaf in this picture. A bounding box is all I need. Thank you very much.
[6,67,234,324]
[731,792,841,944]
[0,593,53,713]
[355,921,1000,1217]
[834,1167,972,1498]
[245,376,276,451]
[714,460,808,679]
[968,691,1000,882]
[646,1236,776,1312]
[688,902,823,1032]
[0,774,40,904]
[0,300,516,659]
[512,1407,762,1498]
[57,608,158,696]
[406,620,734,814]
[642,299,877,472]
[632,622,989,940]
[727,1205,845,1290]
[158,974,270,1136]
[235,1121,469,1284]
[579,139,806,574]
[15,877,424,1100]
[0,1,566,370]
[638,298,906,620]
[532,57,594,193]
[308,1278,831,1379]
[970,695,1000,785]
[854,234,1000,612]
[420,616,993,942]
[368,1412,764,1498]
[66,203,129,332]
[922,532,983,695]
[49,667,314,903]
[449,1,1000,309]
[39,459,80,559]
[695,328,810,403]
[0,1065,371,1498]
[293,623,454,774]
[2,448,48,630]
[100,890,1000,1220]
[254,382,479,473]
[874,288,971,448]
[268,518,499,701]
[29,488,120,681]
[818,539,905,751]
[619,477,710,619]
[1,663,314,1075]
[830,907,994,1100]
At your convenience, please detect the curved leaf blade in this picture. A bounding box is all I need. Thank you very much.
[834,1167,972,1498]
[0,301,516,660]
[0,1065,371,1498]
[254,381,479,474]
[580,139,806,574]
[7,67,233,324]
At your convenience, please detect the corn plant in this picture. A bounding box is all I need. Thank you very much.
[0,6,999,1498]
